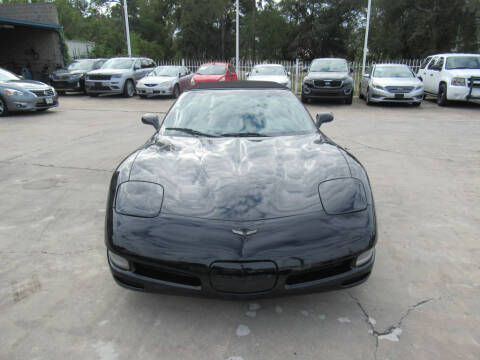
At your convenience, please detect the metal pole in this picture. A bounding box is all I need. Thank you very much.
[362,0,372,76]
[236,0,239,72]
[123,0,132,57]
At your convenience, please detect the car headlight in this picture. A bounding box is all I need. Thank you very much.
[218,76,225,82]
[343,77,353,85]
[415,85,424,90]
[303,77,313,85]
[111,74,122,79]
[108,250,130,270]
[372,83,384,90]
[115,181,164,217]
[318,178,367,215]
[355,248,375,267]
[451,77,466,86]
[4,88,24,96]
[71,73,83,79]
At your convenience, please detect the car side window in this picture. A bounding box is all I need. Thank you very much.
[228,65,235,74]
[134,60,141,70]
[180,67,187,76]
[427,57,439,70]
[436,57,445,71]
[146,59,155,68]
[420,57,432,70]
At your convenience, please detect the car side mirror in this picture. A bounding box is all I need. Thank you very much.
[245,71,250,77]
[302,67,308,73]
[141,113,160,131]
[287,71,291,76]
[363,74,370,78]
[134,65,140,71]
[350,68,354,74]
[316,112,334,128]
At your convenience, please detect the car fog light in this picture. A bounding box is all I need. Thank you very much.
[108,250,130,270]
[355,248,375,267]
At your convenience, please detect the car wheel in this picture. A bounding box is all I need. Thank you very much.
[173,84,180,99]
[123,80,135,98]
[0,97,8,117]
[366,88,373,105]
[437,83,449,106]
[345,94,353,105]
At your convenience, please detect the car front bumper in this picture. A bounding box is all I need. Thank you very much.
[369,87,424,103]
[105,209,376,298]
[4,92,59,112]
[136,84,174,96]
[302,83,353,100]
[50,78,84,92]
[447,84,480,101]
[85,79,125,94]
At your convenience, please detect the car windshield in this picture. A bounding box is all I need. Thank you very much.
[150,66,180,77]
[101,59,135,70]
[251,66,286,76]
[196,64,226,75]
[445,56,480,70]
[0,68,20,82]
[161,90,316,137]
[373,66,414,78]
[66,60,96,71]
[310,59,348,72]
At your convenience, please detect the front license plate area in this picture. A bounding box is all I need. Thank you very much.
[210,261,278,294]
[395,93,404,99]
[45,97,53,104]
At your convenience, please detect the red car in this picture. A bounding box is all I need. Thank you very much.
[191,62,238,86]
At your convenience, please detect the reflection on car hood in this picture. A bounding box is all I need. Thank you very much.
[307,72,349,80]
[372,77,422,87]
[0,80,50,90]
[52,69,86,76]
[138,76,176,85]
[88,68,128,75]
[129,134,351,221]
[247,75,289,84]
[444,69,480,78]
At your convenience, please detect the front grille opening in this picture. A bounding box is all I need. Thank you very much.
[341,272,371,287]
[134,263,201,287]
[286,259,352,285]
[114,275,145,290]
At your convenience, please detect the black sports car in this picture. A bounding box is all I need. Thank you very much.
[105,81,376,297]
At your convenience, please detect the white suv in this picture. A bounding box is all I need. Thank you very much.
[417,53,480,106]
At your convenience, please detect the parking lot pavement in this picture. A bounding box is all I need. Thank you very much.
[0,94,479,360]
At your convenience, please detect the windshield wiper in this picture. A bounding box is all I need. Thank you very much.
[165,127,218,137]
[220,132,270,137]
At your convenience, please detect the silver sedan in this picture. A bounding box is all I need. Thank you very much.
[136,66,193,98]
[359,64,424,106]
[0,67,58,116]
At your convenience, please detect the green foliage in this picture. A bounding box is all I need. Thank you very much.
[19,0,478,60]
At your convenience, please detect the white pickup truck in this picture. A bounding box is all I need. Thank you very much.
[417,53,480,106]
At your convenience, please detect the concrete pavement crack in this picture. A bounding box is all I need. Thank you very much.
[348,292,436,360]
[0,160,113,173]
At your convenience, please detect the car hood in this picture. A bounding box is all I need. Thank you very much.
[52,69,86,76]
[445,69,480,78]
[88,68,128,75]
[128,134,351,221]
[0,80,50,90]
[247,75,289,84]
[371,77,422,87]
[193,74,225,82]
[139,76,176,85]
[307,72,349,80]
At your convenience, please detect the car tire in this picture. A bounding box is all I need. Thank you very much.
[366,88,373,105]
[123,80,135,98]
[0,97,8,117]
[345,94,353,105]
[173,84,180,99]
[437,83,449,106]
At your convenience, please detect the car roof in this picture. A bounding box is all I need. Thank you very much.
[312,58,347,61]
[201,62,230,66]
[189,81,287,91]
[374,63,411,67]
[253,64,284,67]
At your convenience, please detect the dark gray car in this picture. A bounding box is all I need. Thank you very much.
[49,58,107,94]
[301,58,354,104]
[0,67,58,117]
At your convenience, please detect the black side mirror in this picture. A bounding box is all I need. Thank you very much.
[350,68,354,74]
[316,112,334,128]
[302,67,308,73]
[141,113,160,131]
